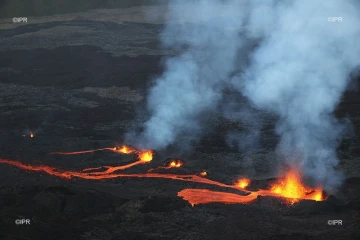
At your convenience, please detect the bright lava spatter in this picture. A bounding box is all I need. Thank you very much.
[148,159,183,172]
[235,178,251,189]
[0,153,326,206]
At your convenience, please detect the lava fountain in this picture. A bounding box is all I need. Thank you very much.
[138,150,154,163]
[235,178,251,189]
[266,168,325,203]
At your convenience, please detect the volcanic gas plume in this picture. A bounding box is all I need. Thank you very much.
[126,0,360,193]
[1,0,357,213]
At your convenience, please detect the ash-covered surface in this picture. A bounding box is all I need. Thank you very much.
[0,9,360,240]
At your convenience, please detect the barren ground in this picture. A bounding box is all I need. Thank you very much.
[0,7,359,240]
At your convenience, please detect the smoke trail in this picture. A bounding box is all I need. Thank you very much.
[130,0,247,150]
[130,0,359,192]
[231,0,360,192]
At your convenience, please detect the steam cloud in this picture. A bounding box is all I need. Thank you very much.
[129,0,360,192]
[131,0,247,149]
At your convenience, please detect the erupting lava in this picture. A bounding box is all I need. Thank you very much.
[0,152,326,206]
[113,145,138,154]
[22,132,34,138]
[169,159,183,168]
[138,150,154,163]
[267,169,324,203]
[48,145,147,157]
[235,178,251,189]
[148,159,183,172]
[177,169,326,206]
[178,189,257,206]
[199,171,207,177]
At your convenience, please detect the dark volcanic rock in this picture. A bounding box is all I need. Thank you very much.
[0,8,359,240]
[139,196,190,213]
[34,186,114,215]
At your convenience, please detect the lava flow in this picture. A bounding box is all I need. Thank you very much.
[0,158,247,192]
[48,145,139,155]
[148,159,183,172]
[48,147,115,155]
[178,189,257,206]
[178,170,326,206]
[0,156,326,206]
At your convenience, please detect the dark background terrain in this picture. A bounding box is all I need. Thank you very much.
[0,5,360,240]
[0,0,170,18]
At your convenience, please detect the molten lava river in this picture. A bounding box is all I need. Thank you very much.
[0,145,326,206]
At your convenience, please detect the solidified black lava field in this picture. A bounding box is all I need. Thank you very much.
[0,11,360,240]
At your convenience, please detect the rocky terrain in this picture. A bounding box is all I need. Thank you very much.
[0,7,359,240]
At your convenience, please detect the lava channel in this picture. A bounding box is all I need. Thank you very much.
[178,189,258,206]
[0,158,247,193]
[0,158,326,205]
[48,145,140,155]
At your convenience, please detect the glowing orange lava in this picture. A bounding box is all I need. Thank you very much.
[178,189,257,206]
[113,145,138,154]
[148,159,184,172]
[48,147,115,155]
[199,171,207,177]
[235,178,251,189]
[30,132,34,138]
[169,159,183,168]
[0,159,245,192]
[259,169,325,203]
[0,158,326,206]
[48,145,142,156]
[138,150,154,163]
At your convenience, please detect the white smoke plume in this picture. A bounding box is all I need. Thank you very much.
[238,0,359,192]
[130,0,360,192]
[130,0,247,150]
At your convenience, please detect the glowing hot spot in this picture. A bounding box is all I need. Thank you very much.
[30,132,34,138]
[115,145,138,154]
[312,189,324,202]
[138,150,153,163]
[236,178,251,189]
[169,159,183,168]
[199,171,207,177]
[268,169,325,203]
